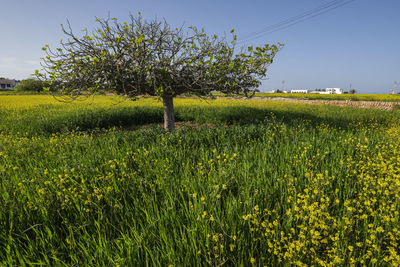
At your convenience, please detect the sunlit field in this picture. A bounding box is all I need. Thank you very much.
[1,95,400,265]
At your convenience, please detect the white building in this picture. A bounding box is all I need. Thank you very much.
[0,79,19,90]
[290,89,309,94]
[323,88,343,94]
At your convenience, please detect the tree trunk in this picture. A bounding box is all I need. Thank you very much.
[163,95,175,131]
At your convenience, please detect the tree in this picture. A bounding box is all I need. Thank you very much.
[37,13,283,131]
[15,78,49,92]
[349,89,356,94]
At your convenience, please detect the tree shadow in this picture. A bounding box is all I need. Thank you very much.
[14,104,394,136]
[174,105,393,130]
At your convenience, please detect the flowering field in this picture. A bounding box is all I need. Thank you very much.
[1,95,400,266]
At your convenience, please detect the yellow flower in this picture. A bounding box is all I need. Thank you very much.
[212,234,219,242]
[250,257,256,264]
[376,226,384,233]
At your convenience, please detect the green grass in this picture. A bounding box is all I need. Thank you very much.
[1,96,400,265]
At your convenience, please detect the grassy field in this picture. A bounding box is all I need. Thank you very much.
[1,95,400,265]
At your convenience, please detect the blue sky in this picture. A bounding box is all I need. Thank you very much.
[1,0,399,93]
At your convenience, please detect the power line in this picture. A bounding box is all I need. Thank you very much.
[239,0,356,44]
[241,0,346,40]
[238,0,356,44]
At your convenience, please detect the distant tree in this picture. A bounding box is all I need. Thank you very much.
[15,79,49,92]
[37,13,283,131]
[349,89,356,94]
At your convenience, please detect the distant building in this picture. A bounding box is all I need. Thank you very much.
[0,79,19,90]
[289,88,343,94]
[323,88,343,94]
[265,89,289,93]
[266,88,348,94]
[290,89,309,94]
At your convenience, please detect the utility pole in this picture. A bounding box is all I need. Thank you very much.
[393,81,398,95]
[282,80,285,92]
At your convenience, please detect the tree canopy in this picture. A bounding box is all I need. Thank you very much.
[37,13,283,130]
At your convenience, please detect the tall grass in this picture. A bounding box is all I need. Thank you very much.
[1,96,400,265]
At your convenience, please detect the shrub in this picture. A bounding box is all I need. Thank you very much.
[14,79,50,92]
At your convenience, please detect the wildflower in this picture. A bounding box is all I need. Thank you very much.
[242,214,252,220]
[376,226,384,233]
[201,211,207,218]
[212,234,219,242]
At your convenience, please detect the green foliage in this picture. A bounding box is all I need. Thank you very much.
[14,79,50,92]
[37,14,282,99]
